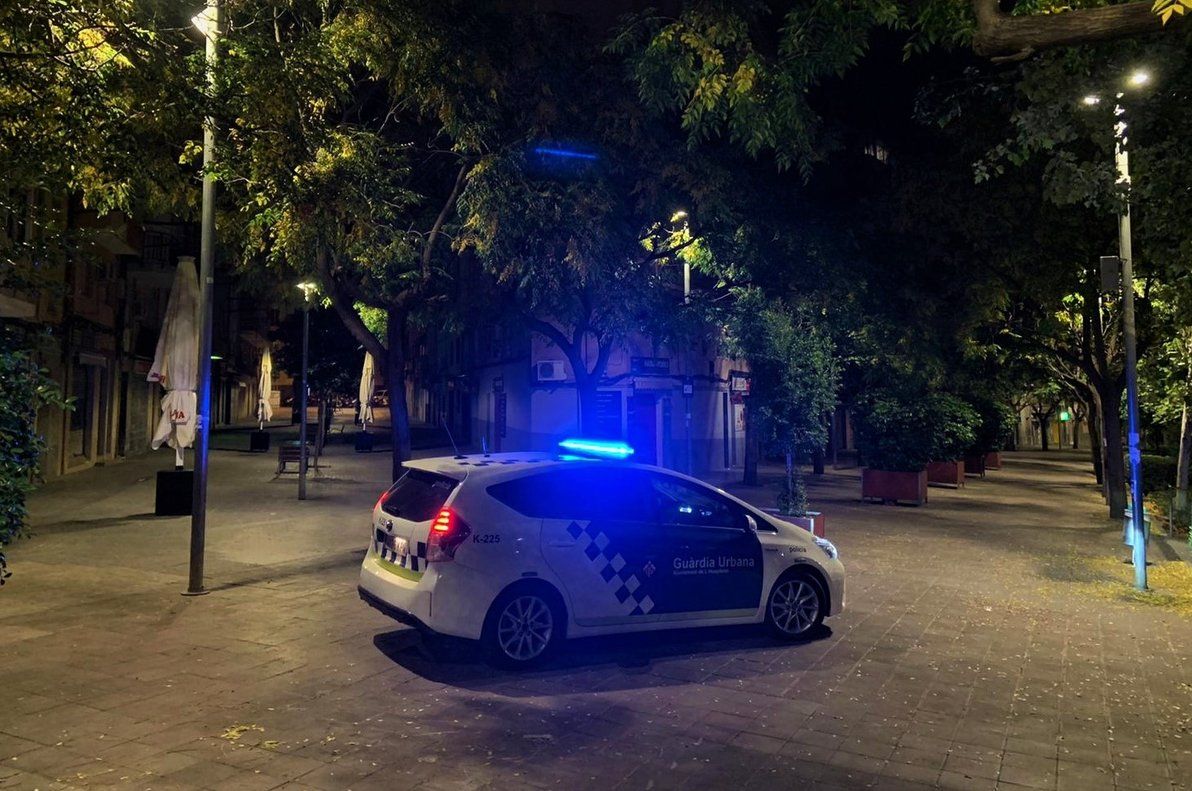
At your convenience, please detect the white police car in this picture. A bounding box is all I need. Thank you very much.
[358,440,845,667]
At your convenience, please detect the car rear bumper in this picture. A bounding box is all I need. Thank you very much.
[358,552,490,640]
[358,585,430,631]
[359,552,434,626]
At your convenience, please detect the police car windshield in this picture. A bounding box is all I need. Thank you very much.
[381,470,458,522]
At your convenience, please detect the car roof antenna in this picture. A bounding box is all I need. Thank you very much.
[443,418,465,459]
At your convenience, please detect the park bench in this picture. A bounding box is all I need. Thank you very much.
[276,441,313,475]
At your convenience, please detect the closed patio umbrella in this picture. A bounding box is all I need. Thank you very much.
[148,256,199,468]
[257,347,274,429]
[358,352,375,427]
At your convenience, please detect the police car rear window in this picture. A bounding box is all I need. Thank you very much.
[381,470,458,522]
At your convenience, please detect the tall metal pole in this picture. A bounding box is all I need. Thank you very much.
[186,0,221,597]
[1115,97,1147,590]
[298,299,310,500]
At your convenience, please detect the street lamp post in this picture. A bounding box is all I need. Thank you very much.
[1085,69,1150,591]
[185,0,222,597]
[1115,91,1148,592]
[297,282,316,501]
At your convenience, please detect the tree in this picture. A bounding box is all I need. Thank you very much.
[1,1,193,552]
[0,0,195,215]
[609,1,1188,174]
[1026,382,1064,450]
[0,328,68,584]
[724,289,839,514]
[455,22,729,434]
[970,0,1189,59]
[1139,287,1192,511]
[214,0,501,481]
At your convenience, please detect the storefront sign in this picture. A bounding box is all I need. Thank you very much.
[631,356,670,376]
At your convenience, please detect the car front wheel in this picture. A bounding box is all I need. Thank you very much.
[765,570,826,640]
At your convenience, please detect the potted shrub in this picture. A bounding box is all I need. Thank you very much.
[927,396,978,488]
[855,392,976,505]
[965,397,1015,474]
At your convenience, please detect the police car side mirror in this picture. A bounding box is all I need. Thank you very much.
[742,514,758,533]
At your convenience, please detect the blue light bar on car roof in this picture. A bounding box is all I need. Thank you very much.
[557,438,635,460]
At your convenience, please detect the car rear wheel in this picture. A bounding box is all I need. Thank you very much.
[766,570,825,641]
[483,585,563,668]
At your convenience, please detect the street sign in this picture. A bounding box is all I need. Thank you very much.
[682,377,694,396]
[729,371,751,395]
[1100,255,1121,294]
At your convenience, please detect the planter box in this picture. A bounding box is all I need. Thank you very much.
[763,508,826,538]
[250,430,271,452]
[861,468,927,506]
[984,451,1001,470]
[964,454,986,477]
[355,432,375,453]
[926,460,965,488]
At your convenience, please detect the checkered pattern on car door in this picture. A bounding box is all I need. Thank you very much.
[566,520,654,616]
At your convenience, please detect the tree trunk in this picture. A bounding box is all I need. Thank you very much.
[1098,382,1127,519]
[1177,404,1192,513]
[576,377,599,436]
[971,0,1174,59]
[386,309,412,482]
[743,399,758,486]
[1072,417,1080,450]
[1039,418,1050,451]
[1086,397,1104,486]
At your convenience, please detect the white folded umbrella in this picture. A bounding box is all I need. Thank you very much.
[358,352,375,427]
[257,347,274,429]
[148,256,200,468]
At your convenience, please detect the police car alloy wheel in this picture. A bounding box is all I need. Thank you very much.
[483,587,563,667]
[766,571,825,640]
[496,594,554,661]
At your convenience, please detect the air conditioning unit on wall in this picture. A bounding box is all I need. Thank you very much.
[535,360,567,382]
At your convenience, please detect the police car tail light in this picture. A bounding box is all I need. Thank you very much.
[427,507,472,562]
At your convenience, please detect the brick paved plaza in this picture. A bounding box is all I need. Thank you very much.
[3,441,1191,790]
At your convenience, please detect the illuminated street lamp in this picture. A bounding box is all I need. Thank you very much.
[1082,67,1153,591]
[184,0,222,597]
[670,210,691,303]
[297,281,318,501]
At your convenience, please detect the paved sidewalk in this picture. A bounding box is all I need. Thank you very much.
[3,449,1191,790]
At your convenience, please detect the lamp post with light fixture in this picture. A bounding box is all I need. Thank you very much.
[185,0,222,597]
[297,282,317,501]
[670,209,694,473]
[1083,68,1151,591]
